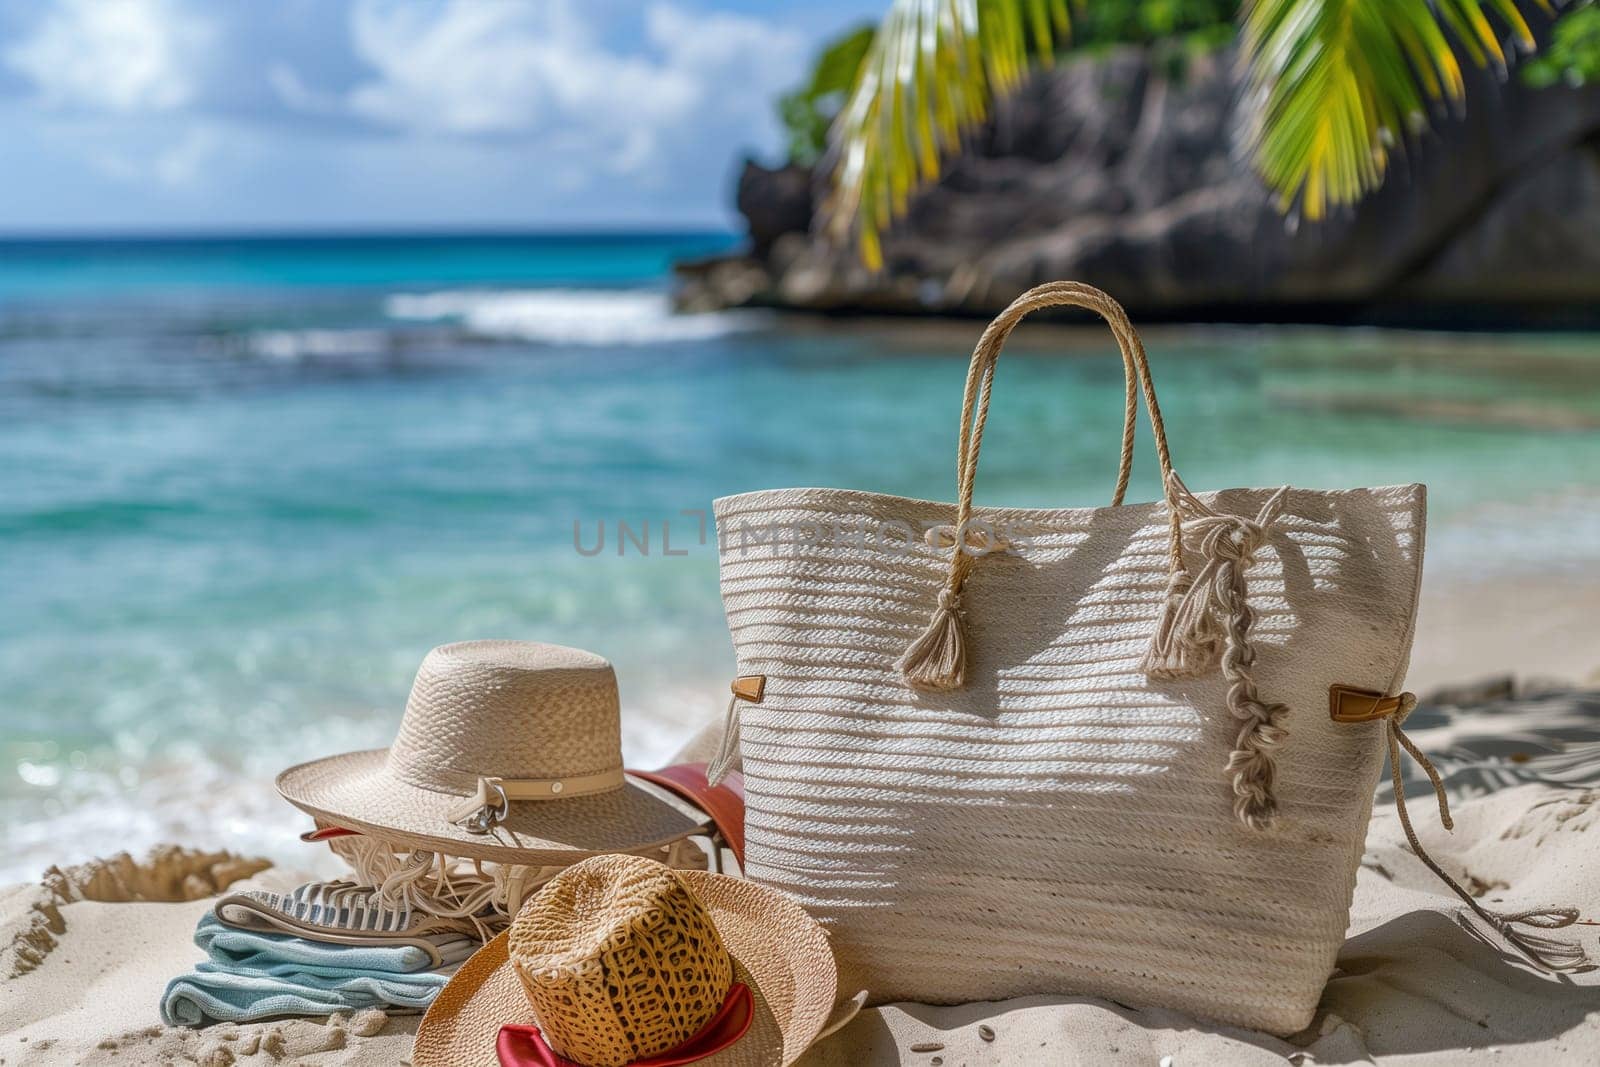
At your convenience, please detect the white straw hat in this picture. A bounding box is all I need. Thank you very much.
[276,641,706,864]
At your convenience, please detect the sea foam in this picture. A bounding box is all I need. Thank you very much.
[247,328,393,362]
[0,684,713,885]
[385,288,763,345]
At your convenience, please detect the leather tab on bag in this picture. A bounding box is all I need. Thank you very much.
[628,762,747,868]
[1328,684,1406,723]
[731,675,765,703]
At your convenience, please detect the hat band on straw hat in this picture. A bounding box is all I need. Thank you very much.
[494,983,754,1067]
[447,770,628,834]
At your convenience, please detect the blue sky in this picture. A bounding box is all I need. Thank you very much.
[0,0,881,233]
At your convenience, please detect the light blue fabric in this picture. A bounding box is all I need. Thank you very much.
[161,912,474,1026]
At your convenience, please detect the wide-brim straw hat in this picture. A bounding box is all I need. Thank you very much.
[277,641,706,864]
[412,866,838,1067]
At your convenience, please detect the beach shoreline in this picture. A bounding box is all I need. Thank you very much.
[5,520,1598,889]
[7,240,1599,890]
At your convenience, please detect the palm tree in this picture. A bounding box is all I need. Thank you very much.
[825,0,1551,269]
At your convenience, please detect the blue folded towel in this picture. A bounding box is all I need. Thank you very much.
[161,912,476,1026]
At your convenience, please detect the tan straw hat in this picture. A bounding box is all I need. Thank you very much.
[413,855,838,1067]
[276,641,706,864]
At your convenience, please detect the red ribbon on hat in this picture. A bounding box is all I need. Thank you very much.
[299,826,362,842]
[496,982,753,1067]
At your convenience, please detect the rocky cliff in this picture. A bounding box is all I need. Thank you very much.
[677,46,1600,326]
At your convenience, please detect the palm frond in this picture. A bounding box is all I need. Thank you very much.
[823,0,1073,270]
[1243,0,1543,220]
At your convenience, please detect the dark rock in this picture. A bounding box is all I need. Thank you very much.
[673,253,771,314]
[735,161,814,258]
[678,45,1600,326]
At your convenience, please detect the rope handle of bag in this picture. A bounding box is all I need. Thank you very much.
[897,280,1300,834]
[900,281,1186,695]
[954,280,1182,561]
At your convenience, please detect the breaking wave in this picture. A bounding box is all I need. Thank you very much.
[384,288,763,345]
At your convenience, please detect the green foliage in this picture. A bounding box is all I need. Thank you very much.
[813,0,1565,266]
[809,1,1251,266]
[1071,1,1239,47]
[1244,0,1537,221]
[781,4,1239,167]
[820,0,1079,269]
[1070,1,1240,79]
[1524,1,1600,87]
[780,25,877,165]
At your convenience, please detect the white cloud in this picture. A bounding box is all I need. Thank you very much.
[62,121,230,190]
[0,0,820,226]
[281,0,803,177]
[5,0,213,114]
[148,124,226,187]
[266,64,344,118]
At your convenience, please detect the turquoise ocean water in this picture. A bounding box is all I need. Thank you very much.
[4,233,1600,880]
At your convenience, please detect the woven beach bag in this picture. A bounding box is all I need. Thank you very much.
[708,281,1429,1035]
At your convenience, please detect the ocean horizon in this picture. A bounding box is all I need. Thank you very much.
[4,231,1600,882]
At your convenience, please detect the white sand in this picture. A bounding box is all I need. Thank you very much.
[5,683,1599,1065]
[0,854,416,1066]
[1408,569,1600,692]
[810,780,1600,1065]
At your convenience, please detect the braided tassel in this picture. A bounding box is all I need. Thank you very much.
[1142,478,1292,829]
[1221,622,1290,831]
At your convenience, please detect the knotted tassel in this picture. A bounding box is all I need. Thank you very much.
[1385,698,1591,972]
[898,587,967,692]
[1140,568,1223,678]
[705,693,743,786]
